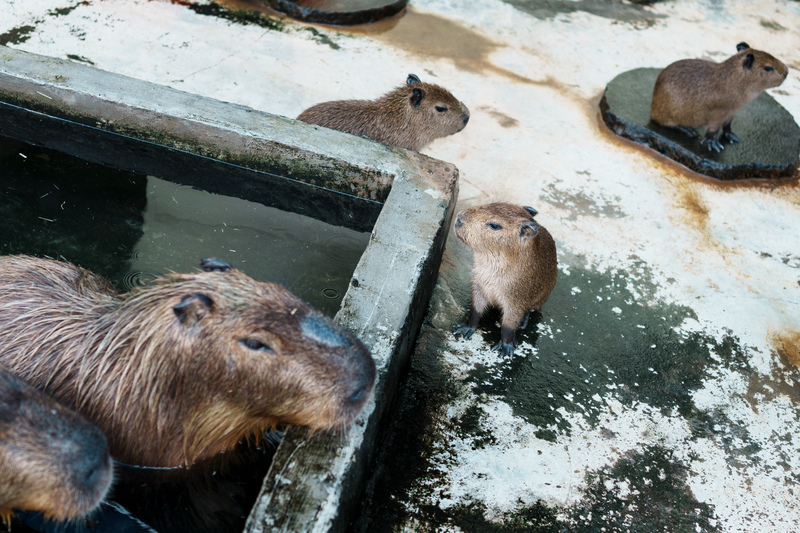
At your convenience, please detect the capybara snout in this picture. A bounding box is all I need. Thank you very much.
[0,366,112,522]
[298,311,375,408]
[0,255,375,468]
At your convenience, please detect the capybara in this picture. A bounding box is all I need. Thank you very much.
[453,203,558,355]
[650,42,788,152]
[0,365,112,524]
[0,256,375,468]
[297,73,470,151]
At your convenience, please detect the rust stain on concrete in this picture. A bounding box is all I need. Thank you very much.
[773,331,800,367]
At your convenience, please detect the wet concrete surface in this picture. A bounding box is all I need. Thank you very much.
[601,68,800,180]
[1,0,800,531]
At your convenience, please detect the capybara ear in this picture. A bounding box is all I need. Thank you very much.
[523,206,538,219]
[410,88,424,108]
[199,258,232,273]
[736,42,750,52]
[173,293,215,324]
[520,222,539,239]
[407,73,421,86]
[743,53,755,70]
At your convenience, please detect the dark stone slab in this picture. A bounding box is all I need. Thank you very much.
[264,0,407,25]
[600,67,800,180]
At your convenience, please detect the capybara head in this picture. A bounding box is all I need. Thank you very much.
[401,73,470,139]
[730,42,788,92]
[0,256,376,467]
[455,203,543,255]
[0,366,112,523]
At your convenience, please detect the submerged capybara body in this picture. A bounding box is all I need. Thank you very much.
[651,42,788,152]
[0,365,112,524]
[454,203,558,355]
[0,256,375,468]
[297,73,470,151]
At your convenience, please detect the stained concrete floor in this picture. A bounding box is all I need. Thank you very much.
[2,0,800,531]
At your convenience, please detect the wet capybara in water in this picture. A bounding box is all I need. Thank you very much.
[0,256,375,468]
[454,203,558,355]
[0,365,112,524]
[297,73,470,151]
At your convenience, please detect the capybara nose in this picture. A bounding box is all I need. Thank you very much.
[76,439,112,491]
[462,110,470,126]
[455,213,464,228]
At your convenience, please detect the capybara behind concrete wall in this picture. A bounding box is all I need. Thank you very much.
[0,365,112,524]
[454,203,558,355]
[650,42,788,152]
[297,73,470,151]
[0,256,375,468]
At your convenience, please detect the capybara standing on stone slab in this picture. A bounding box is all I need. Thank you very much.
[0,365,112,524]
[297,73,470,151]
[454,203,557,355]
[0,256,375,468]
[651,42,788,153]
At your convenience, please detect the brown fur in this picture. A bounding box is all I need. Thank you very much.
[0,256,375,468]
[651,42,788,151]
[297,73,469,151]
[0,365,112,523]
[454,203,558,355]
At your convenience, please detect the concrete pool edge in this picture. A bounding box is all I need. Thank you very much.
[0,44,405,203]
[0,44,459,532]
[246,153,458,533]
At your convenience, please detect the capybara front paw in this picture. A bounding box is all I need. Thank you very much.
[454,324,476,339]
[720,131,740,144]
[700,136,724,153]
[490,341,515,356]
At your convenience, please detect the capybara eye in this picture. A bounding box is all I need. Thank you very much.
[435,105,448,113]
[764,66,774,72]
[238,338,273,353]
[487,222,502,230]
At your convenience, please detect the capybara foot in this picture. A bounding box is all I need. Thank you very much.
[674,125,699,138]
[720,130,740,144]
[701,135,724,153]
[454,324,476,340]
[490,340,515,356]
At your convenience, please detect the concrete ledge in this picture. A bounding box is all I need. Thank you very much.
[0,44,459,533]
[0,44,406,202]
[245,152,457,533]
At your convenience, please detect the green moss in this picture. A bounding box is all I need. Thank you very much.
[188,1,286,31]
[0,25,37,46]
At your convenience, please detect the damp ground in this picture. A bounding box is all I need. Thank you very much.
[1,0,800,531]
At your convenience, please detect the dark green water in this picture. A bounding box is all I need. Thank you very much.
[0,136,373,316]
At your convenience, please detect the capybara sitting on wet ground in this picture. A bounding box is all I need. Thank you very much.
[0,256,375,468]
[0,365,112,524]
[454,203,558,355]
[298,73,470,151]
